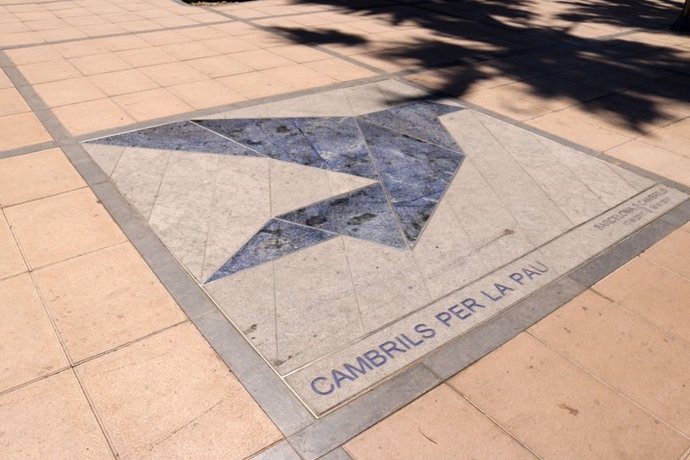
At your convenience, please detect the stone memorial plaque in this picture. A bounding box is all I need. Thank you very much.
[83,80,688,415]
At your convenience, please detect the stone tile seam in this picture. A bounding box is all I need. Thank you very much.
[469,111,581,229]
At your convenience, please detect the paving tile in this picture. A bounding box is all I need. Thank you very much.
[4,45,63,65]
[270,44,333,63]
[53,98,134,135]
[640,229,690,280]
[0,148,86,206]
[0,273,68,392]
[0,112,52,151]
[527,109,632,151]
[89,68,158,96]
[0,211,26,280]
[530,290,690,435]
[70,52,132,75]
[595,257,690,343]
[0,70,13,89]
[4,188,126,269]
[140,61,208,87]
[186,54,254,78]
[228,49,295,70]
[640,118,690,159]
[167,79,245,110]
[113,88,192,121]
[160,41,220,61]
[449,333,690,459]
[262,64,338,90]
[17,60,81,84]
[218,71,294,99]
[201,36,259,54]
[0,87,30,116]
[0,370,111,458]
[607,139,690,188]
[115,47,177,67]
[33,76,106,107]
[345,384,534,459]
[305,58,378,82]
[76,323,281,458]
[34,243,186,363]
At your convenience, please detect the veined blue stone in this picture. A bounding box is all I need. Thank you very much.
[195,117,377,178]
[358,120,464,242]
[206,219,337,283]
[358,101,463,150]
[86,121,259,156]
[278,183,407,249]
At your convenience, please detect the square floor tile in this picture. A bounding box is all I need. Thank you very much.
[595,257,690,343]
[187,55,254,79]
[450,333,689,459]
[305,58,377,82]
[0,70,13,89]
[17,60,81,84]
[168,80,245,110]
[0,87,30,116]
[0,370,111,458]
[346,384,533,459]
[114,88,192,121]
[0,148,85,206]
[0,273,69,392]
[115,47,177,67]
[641,229,690,280]
[218,71,294,99]
[530,290,690,435]
[0,112,52,151]
[34,243,186,362]
[140,62,207,87]
[70,52,132,75]
[33,77,105,107]
[228,49,294,70]
[4,188,126,269]
[89,68,158,96]
[270,44,332,63]
[53,98,134,135]
[77,323,281,457]
[0,212,26,279]
[261,64,338,90]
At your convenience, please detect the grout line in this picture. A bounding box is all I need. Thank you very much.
[1,8,688,455]
[69,367,120,459]
[0,141,57,159]
[446,383,544,459]
[527,330,690,441]
[0,20,233,51]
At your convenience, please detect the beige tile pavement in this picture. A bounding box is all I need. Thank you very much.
[1,0,689,457]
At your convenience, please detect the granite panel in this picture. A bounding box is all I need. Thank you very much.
[195,117,376,178]
[358,101,462,150]
[358,120,463,242]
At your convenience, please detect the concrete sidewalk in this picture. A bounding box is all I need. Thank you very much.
[1,0,689,458]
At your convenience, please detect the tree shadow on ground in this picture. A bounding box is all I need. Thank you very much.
[273,0,689,133]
